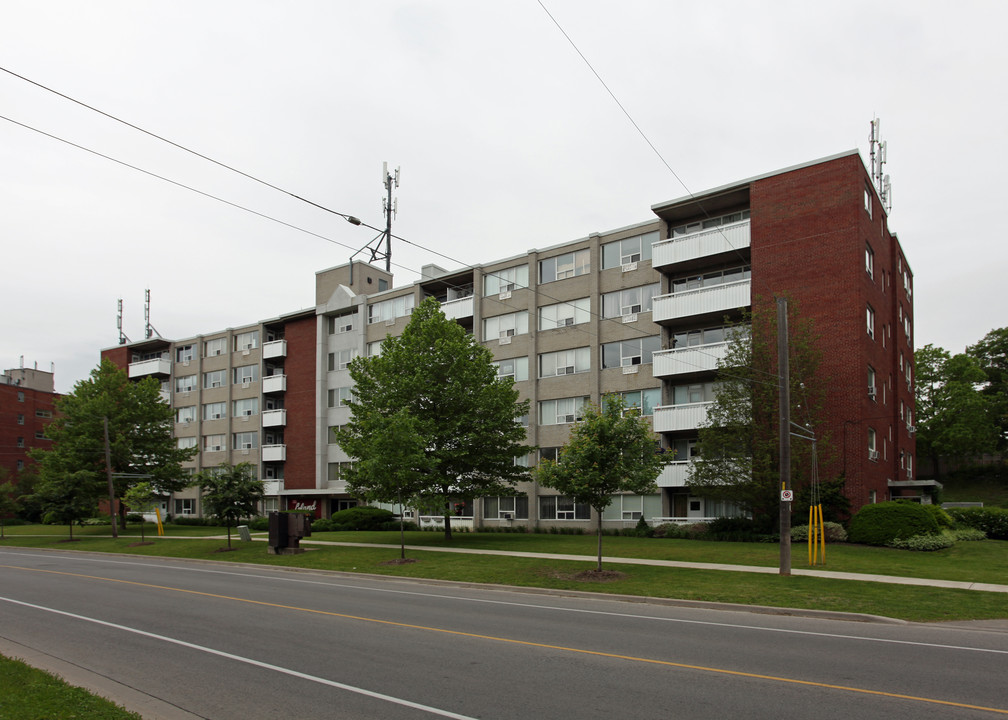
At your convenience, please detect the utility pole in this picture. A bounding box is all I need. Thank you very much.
[777,296,791,575]
[104,416,118,539]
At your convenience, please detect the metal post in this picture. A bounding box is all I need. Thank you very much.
[104,416,118,539]
[777,297,791,575]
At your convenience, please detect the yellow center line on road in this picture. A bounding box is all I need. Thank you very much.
[5,563,1007,716]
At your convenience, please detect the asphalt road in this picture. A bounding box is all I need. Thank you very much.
[1,547,1007,719]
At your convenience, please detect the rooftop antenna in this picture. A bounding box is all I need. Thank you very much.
[348,161,399,284]
[868,117,893,213]
[117,298,130,345]
[144,289,161,339]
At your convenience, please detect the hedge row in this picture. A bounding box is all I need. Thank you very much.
[946,507,1008,540]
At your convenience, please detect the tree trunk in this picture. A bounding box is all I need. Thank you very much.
[596,511,603,572]
[226,522,232,549]
[443,497,453,542]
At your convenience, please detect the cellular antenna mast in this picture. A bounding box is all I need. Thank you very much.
[117,298,130,345]
[144,288,162,339]
[348,162,399,282]
[868,117,893,213]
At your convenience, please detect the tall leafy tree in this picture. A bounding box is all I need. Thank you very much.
[0,474,18,539]
[30,358,196,530]
[915,344,998,476]
[967,327,1008,451]
[197,462,263,549]
[337,297,533,540]
[687,303,828,528]
[122,481,157,542]
[34,470,100,540]
[536,395,665,571]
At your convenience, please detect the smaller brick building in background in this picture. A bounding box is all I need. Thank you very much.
[0,364,58,495]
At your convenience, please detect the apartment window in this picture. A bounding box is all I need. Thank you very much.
[601,231,658,269]
[328,348,358,371]
[328,425,343,444]
[540,495,590,521]
[867,428,877,460]
[233,431,258,450]
[670,210,750,237]
[234,330,259,351]
[233,398,259,417]
[233,365,259,385]
[538,298,590,330]
[34,431,45,439]
[904,315,912,346]
[483,495,530,520]
[203,369,226,389]
[483,311,529,340]
[35,409,53,418]
[670,438,699,462]
[539,248,590,283]
[671,325,735,348]
[601,337,661,368]
[539,348,590,377]
[539,396,589,425]
[484,265,529,295]
[492,357,529,382]
[868,367,877,400]
[174,498,196,516]
[539,447,560,464]
[17,414,24,425]
[177,436,197,450]
[16,460,24,470]
[202,402,226,420]
[176,345,195,363]
[670,382,716,405]
[367,340,383,357]
[328,387,353,408]
[203,434,225,452]
[176,406,196,424]
[671,266,750,294]
[176,374,197,393]
[602,284,659,318]
[617,389,661,416]
[17,391,24,402]
[903,269,912,297]
[368,295,415,324]
[865,244,874,279]
[864,185,873,218]
[16,437,24,448]
[327,461,354,482]
[906,452,913,479]
[204,337,227,357]
[328,312,357,334]
[866,305,875,339]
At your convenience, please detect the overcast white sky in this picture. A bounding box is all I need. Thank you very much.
[2,1,1005,393]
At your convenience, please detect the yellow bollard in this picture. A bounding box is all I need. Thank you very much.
[155,507,165,537]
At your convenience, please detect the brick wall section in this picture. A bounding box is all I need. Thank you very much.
[100,346,130,372]
[750,154,913,510]
[0,383,57,489]
[282,314,317,492]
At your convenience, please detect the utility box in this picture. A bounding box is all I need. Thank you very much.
[267,511,312,555]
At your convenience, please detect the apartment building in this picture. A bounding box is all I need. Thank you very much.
[0,365,58,490]
[101,150,917,527]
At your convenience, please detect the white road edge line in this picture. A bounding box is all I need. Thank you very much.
[0,595,477,720]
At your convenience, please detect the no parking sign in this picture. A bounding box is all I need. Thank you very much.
[781,489,794,502]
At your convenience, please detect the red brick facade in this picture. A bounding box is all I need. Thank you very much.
[281,314,318,493]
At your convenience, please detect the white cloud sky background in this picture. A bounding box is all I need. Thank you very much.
[1,1,1004,393]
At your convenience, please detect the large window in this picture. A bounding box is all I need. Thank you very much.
[175,374,197,393]
[327,461,354,482]
[483,495,530,520]
[328,387,353,408]
[202,402,226,420]
[616,389,661,416]
[602,284,659,318]
[176,406,196,424]
[204,337,227,357]
[174,498,196,516]
[175,345,194,363]
[540,495,590,520]
[203,434,225,452]
[601,231,657,269]
[670,382,716,405]
[329,348,358,371]
[234,330,259,351]
[203,369,226,389]
[492,357,529,382]
[601,337,661,368]
[602,494,663,521]
[539,348,590,377]
[671,266,750,294]
[484,265,529,295]
[233,365,259,385]
[539,396,589,425]
[233,398,259,417]
[177,436,197,450]
[539,249,590,283]
[368,295,415,324]
[483,311,529,340]
[538,298,591,330]
[233,431,258,450]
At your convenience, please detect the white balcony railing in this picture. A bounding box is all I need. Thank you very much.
[261,444,286,462]
[652,280,750,324]
[262,374,287,394]
[128,357,171,378]
[262,339,287,359]
[653,402,711,432]
[652,341,728,378]
[441,295,474,321]
[652,220,750,269]
[262,481,282,495]
[262,409,287,428]
[657,461,691,487]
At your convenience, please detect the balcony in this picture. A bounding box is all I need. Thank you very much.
[262,374,287,394]
[128,358,171,378]
[652,280,750,324]
[657,461,690,487]
[652,342,728,378]
[262,480,282,495]
[262,409,287,427]
[263,339,287,359]
[652,221,750,269]
[262,444,286,462]
[326,479,348,493]
[441,295,474,321]
[653,402,711,432]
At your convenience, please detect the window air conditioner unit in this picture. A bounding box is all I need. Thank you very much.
[560,414,575,423]
[868,450,879,461]
[503,283,516,292]
[868,386,876,398]
[621,262,638,273]
[622,365,639,375]
[499,335,512,345]
[242,381,251,389]
[500,511,514,520]
[561,317,574,327]
[623,304,642,315]
[557,366,574,376]
[183,360,190,366]
[212,381,221,388]
[385,318,395,327]
[501,328,515,338]
[907,425,916,435]
[242,349,250,356]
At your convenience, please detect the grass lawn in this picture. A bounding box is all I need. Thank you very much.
[3,525,1007,622]
[0,654,141,720]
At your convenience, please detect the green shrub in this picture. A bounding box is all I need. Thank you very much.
[171,516,217,526]
[946,507,1008,540]
[952,527,987,542]
[921,504,955,530]
[329,506,396,531]
[247,517,269,531]
[706,517,777,543]
[790,522,848,543]
[126,513,144,523]
[847,502,941,546]
[886,532,955,551]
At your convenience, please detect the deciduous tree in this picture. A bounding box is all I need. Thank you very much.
[122,481,157,542]
[967,327,1008,451]
[536,395,665,571]
[196,462,263,550]
[337,297,533,540]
